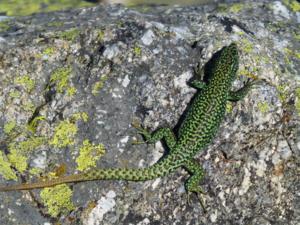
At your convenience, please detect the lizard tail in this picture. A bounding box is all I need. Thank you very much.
[0,173,84,191]
[0,155,180,191]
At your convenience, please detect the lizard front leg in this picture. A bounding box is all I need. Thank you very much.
[132,122,177,150]
[228,79,262,101]
[189,61,207,90]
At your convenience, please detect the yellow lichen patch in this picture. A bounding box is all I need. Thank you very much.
[7,149,27,173]
[8,136,46,154]
[284,47,300,61]
[40,184,75,217]
[283,0,300,12]
[29,167,43,176]
[92,75,108,96]
[133,44,142,56]
[22,101,35,112]
[71,112,89,123]
[67,86,77,97]
[240,39,254,54]
[257,101,270,114]
[97,29,105,42]
[43,47,55,56]
[239,69,259,80]
[229,3,245,13]
[49,120,78,148]
[226,102,233,113]
[295,87,300,116]
[0,151,17,180]
[76,140,105,172]
[276,84,289,103]
[9,90,21,98]
[81,113,89,122]
[4,121,16,134]
[27,116,46,133]
[14,75,35,92]
[50,67,72,94]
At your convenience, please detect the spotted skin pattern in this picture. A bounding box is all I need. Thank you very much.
[0,43,253,202]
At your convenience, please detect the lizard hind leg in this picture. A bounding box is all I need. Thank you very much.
[184,159,206,211]
[132,122,177,150]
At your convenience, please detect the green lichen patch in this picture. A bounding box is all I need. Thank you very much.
[49,120,78,148]
[59,28,80,42]
[40,184,75,217]
[14,75,35,92]
[50,67,73,94]
[0,151,17,180]
[4,121,16,134]
[76,140,105,172]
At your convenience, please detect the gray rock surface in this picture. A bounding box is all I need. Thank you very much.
[0,1,299,224]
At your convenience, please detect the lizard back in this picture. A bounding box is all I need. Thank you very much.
[175,43,239,158]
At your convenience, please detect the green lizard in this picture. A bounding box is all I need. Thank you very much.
[0,43,255,203]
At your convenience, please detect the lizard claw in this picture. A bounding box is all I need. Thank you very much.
[131,119,142,129]
[186,189,207,212]
[131,120,151,144]
[196,192,207,213]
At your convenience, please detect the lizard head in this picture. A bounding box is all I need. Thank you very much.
[205,42,239,89]
[223,42,239,77]
[213,42,239,83]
